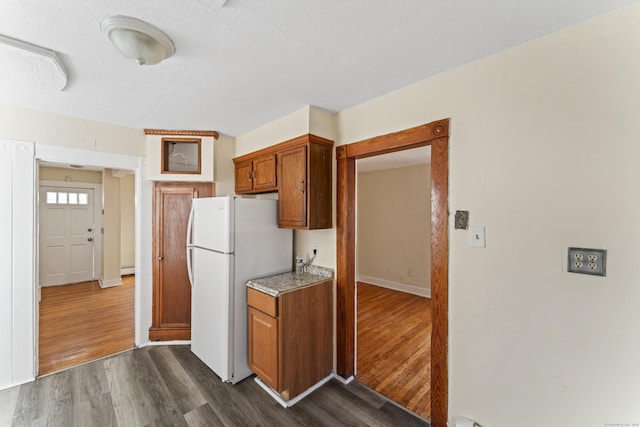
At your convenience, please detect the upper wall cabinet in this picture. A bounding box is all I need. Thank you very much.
[233,134,333,230]
[234,153,277,194]
[145,129,218,182]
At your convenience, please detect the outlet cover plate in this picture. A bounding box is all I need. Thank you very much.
[567,247,606,276]
[455,210,469,230]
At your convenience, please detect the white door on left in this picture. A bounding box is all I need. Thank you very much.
[39,187,95,286]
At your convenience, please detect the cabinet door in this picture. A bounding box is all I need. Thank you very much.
[278,146,307,228]
[248,307,279,391]
[253,154,277,192]
[235,160,254,194]
[150,182,214,341]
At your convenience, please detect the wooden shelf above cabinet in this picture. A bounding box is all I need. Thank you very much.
[233,134,333,230]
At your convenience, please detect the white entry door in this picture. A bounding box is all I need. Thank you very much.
[40,187,95,286]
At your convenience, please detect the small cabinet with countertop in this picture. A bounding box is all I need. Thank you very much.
[247,269,333,404]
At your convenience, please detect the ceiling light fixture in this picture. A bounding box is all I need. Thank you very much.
[100,16,175,66]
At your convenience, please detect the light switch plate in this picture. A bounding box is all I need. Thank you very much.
[469,226,485,248]
[568,247,606,276]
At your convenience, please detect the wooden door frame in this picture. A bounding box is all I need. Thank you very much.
[336,118,449,426]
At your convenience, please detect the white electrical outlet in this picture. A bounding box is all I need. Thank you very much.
[312,242,319,253]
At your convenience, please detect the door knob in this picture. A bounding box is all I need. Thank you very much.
[87,237,93,242]
[88,228,93,232]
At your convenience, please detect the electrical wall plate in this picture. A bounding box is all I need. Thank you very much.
[567,247,606,276]
[469,226,486,248]
[455,210,469,230]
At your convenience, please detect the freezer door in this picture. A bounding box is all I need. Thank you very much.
[190,247,233,382]
[191,196,234,253]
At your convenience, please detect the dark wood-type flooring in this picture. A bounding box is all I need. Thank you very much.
[357,282,432,420]
[39,276,135,375]
[0,345,429,427]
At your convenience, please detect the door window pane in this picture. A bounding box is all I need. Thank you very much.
[68,193,78,204]
[46,192,57,204]
[78,193,88,205]
[57,192,67,204]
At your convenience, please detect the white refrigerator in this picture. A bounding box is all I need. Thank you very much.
[187,196,292,384]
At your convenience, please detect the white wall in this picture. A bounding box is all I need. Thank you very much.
[336,4,640,426]
[0,107,149,387]
[0,141,35,390]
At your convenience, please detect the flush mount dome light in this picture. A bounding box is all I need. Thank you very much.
[100,16,175,66]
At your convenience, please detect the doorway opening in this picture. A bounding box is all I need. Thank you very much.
[37,162,136,375]
[336,118,449,426]
[355,146,432,418]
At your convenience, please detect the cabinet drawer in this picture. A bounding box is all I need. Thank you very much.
[247,288,278,317]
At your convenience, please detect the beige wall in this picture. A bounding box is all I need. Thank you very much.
[357,164,431,290]
[337,5,640,426]
[233,105,338,265]
[39,166,103,184]
[232,3,640,425]
[102,169,121,285]
[0,104,145,156]
[120,173,135,269]
[214,135,236,196]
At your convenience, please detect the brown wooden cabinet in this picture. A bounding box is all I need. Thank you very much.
[234,154,277,194]
[278,141,332,229]
[233,134,333,230]
[150,181,214,341]
[247,280,333,401]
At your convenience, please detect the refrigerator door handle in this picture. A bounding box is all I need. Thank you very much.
[186,205,195,287]
[186,205,195,247]
[187,247,194,288]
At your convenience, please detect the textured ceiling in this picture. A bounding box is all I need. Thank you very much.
[0,0,636,136]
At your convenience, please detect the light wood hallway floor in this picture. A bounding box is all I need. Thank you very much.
[39,275,135,375]
[357,282,432,420]
[1,345,430,427]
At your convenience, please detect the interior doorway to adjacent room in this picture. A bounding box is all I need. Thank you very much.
[37,162,136,375]
[355,146,432,419]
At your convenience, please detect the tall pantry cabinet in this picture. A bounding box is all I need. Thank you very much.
[145,129,217,341]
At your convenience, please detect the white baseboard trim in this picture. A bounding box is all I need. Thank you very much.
[333,373,354,384]
[0,376,35,391]
[141,340,191,347]
[121,267,135,276]
[255,374,333,408]
[99,276,123,288]
[357,275,431,298]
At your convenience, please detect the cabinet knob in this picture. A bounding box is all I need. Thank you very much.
[247,171,253,181]
[158,256,163,261]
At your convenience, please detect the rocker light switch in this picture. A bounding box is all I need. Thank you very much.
[469,226,485,248]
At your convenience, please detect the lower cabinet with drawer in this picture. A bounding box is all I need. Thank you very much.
[247,280,333,402]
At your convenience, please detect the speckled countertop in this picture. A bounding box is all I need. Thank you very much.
[246,266,334,297]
